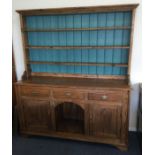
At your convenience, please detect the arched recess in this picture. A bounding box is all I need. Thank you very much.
[55,102,85,134]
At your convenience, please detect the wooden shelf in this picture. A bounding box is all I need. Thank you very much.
[28,61,128,67]
[26,46,130,50]
[56,119,84,134]
[23,26,131,32]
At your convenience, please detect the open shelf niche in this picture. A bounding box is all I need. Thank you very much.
[55,102,85,134]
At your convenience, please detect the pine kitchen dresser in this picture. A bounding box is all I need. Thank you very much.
[15,4,138,151]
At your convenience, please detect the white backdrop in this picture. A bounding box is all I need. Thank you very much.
[12,0,142,131]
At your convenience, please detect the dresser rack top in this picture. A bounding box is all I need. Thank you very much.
[17,4,138,15]
[17,4,138,81]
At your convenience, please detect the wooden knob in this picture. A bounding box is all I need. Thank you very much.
[65,92,71,96]
[31,92,39,95]
[101,95,107,100]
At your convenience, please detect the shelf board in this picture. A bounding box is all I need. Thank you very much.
[56,119,84,134]
[28,61,128,67]
[26,46,130,50]
[23,26,131,32]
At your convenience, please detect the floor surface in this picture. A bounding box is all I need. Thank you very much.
[12,132,141,155]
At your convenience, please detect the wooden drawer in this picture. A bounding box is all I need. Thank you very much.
[53,89,85,100]
[88,91,122,102]
[20,86,50,98]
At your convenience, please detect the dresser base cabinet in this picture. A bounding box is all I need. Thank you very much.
[15,77,130,151]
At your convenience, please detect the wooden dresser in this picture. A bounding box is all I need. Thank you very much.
[15,4,138,151]
[15,77,129,150]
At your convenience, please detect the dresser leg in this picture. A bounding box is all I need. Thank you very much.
[116,145,128,151]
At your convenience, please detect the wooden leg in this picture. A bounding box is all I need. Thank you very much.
[116,145,128,151]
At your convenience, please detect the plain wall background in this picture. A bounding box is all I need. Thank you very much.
[12,0,142,131]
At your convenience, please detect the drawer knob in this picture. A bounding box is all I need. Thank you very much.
[31,92,39,95]
[101,95,107,100]
[65,92,71,96]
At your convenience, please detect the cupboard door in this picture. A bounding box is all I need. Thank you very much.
[20,98,51,132]
[89,102,122,139]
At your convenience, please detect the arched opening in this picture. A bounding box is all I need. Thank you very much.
[55,102,84,134]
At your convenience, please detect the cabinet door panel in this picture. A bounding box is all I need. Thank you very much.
[21,98,51,132]
[90,102,122,138]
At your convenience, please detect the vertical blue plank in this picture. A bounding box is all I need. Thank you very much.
[66,32,73,46]
[47,16,52,29]
[98,13,106,27]
[59,32,66,46]
[120,68,127,75]
[58,14,66,68]
[27,32,32,45]
[74,49,82,73]
[104,66,112,75]
[106,13,115,27]
[113,67,121,75]
[66,15,74,28]
[38,17,44,46]
[26,16,35,29]
[122,30,130,45]
[60,50,67,73]
[42,32,50,46]
[31,16,36,29]
[96,66,104,75]
[67,50,74,73]
[74,14,81,28]
[52,50,59,72]
[90,30,97,45]
[124,11,132,26]
[52,32,59,46]
[97,49,105,63]
[74,15,82,46]
[89,66,96,74]
[36,16,43,29]
[81,14,89,28]
[105,49,113,63]
[98,12,106,75]
[81,49,88,74]
[82,31,89,46]
[121,49,129,63]
[74,31,81,46]
[88,49,97,74]
[106,30,114,46]
[114,30,123,46]
[89,49,96,63]
[90,13,97,27]
[43,16,47,29]
[46,50,51,72]
[82,14,89,47]
[50,15,58,28]
[58,15,66,28]
[67,65,74,74]
[113,49,122,63]
[115,12,124,26]
[33,32,38,46]
[98,30,106,46]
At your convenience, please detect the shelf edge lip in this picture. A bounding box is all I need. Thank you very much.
[26,46,130,50]
[16,4,139,15]
[27,61,128,67]
[22,26,131,32]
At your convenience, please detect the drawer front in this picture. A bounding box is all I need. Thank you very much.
[21,86,50,98]
[53,89,85,100]
[88,91,122,102]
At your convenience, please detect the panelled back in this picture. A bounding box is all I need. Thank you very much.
[24,11,132,76]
